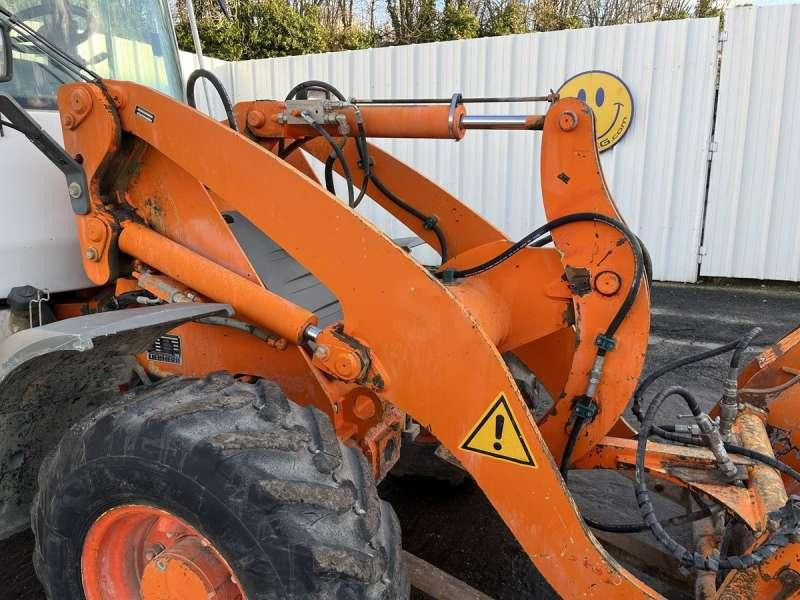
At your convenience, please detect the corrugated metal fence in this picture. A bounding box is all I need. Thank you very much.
[701,4,800,282]
[182,16,720,282]
[184,7,800,283]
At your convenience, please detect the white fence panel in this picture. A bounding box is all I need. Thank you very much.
[181,16,719,281]
[702,5,800,282]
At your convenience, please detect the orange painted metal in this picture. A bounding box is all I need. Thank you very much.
[295,137,508,258]
[736,327,800,494]
[60,82,659,598]
[237,100,467,140]
[118,221,316,344]
[534,99,650,464]
[81,504,245,600]
[57,79,800,599]
[577,436,764,531]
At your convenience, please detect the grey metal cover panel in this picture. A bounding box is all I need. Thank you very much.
[225,211,343,326]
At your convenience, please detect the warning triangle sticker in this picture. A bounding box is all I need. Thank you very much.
[461,393,536,467]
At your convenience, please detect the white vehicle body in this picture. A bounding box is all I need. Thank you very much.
[0,0,184,299]
[1,112,87,297]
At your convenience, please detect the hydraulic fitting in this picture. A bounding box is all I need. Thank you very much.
[718,368,739,441]
[696,412,739,481]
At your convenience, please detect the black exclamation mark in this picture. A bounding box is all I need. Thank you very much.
[493,415,505,451]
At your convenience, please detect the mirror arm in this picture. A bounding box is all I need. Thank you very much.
[0,94,89,214]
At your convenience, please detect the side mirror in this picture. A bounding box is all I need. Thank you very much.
[0,21,11,83]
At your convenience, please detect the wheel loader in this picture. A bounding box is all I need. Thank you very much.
[2,2,800,599]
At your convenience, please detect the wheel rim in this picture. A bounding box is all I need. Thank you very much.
[81,504,246,600]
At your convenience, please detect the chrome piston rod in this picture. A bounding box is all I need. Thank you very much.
[459,114,545,131]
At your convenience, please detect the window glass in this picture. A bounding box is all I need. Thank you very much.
[1,0,182,109]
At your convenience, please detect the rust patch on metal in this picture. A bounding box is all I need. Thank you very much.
[143,197,166,234]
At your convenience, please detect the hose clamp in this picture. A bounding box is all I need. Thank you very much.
[448,93,463,140]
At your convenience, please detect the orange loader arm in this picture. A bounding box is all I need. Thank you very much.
[54,79,800,599]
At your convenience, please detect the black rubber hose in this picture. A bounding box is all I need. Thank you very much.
[186,69,239,131]
[449,212,644,353]
[437,212,643,342]
[631,338,742,423]
[307,119,355,209]
[555,214,645,479]
[730,327,762,369]
[278,137,311,159]
[369,172,449,262]
[560,416,585,478]
[637,386,800,571]
[285,80,347,101]
[637,235,653,286]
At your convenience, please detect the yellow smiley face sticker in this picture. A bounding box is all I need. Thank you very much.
[558,71,633,152]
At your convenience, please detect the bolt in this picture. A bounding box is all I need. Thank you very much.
[334,353,360,379]
[68,182,83,199]
[558,110,579,132]
[155,559,167,572]
[85,247,99,261]
[62,113,75,129]
[315,345,330,360]
[247,110,267,129]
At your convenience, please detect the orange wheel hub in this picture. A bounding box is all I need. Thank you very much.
[81,504,246,600]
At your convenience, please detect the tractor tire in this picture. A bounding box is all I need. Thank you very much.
[31,373,408,600]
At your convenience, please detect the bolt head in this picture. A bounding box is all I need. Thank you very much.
[334,353,360,379]
[85,247,98,261]
[155,559,167,572]
[315,345,330,360]
[247,110,267,128]
[68,182,83,199]
[558,110,579,132]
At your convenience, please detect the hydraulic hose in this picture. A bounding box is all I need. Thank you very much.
[285,80,347,101]
[186,69,239,131]
[631,338,743,423]
[637,386,800,572]
[435,212,644,341]
[304,117,355,209]
[287,80,449,261]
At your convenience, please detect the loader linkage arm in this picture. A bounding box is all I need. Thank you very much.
[52,78,800,599]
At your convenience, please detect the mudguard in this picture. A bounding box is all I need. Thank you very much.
[0,303,232,539]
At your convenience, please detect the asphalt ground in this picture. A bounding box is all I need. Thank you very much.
[2,281,799,599]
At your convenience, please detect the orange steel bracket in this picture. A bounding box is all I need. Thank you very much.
[60,81,660,598]
[534,98,650,464]
[737,326,800,494]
